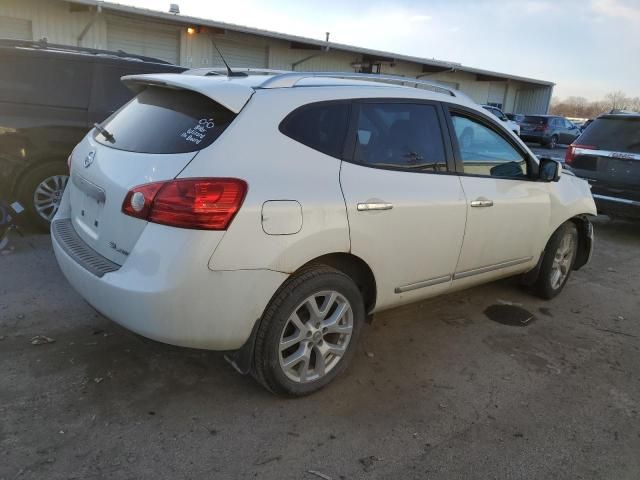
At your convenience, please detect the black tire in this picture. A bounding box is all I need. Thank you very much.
[16,162,69,231]
[534,222,578,299]
[252,265,365,396]
[546,135,558,149]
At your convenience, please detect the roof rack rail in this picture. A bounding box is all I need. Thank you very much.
[256,71,461,97]
[0,38,174,65]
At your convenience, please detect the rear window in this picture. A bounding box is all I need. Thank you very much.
[279,102,350,158]
[578,117,640,153]
[95,86,236,153]
[523,116,548,125]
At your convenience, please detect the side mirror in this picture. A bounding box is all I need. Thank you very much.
[539,157,561,182]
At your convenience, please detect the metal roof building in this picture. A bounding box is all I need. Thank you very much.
[0,0,554,113]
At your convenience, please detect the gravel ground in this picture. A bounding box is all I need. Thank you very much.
[1,216,639,480]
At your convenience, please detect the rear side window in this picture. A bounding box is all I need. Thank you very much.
[95,86,236,153]
[523,116,548,125]
[0,54,91,108]
[353,103,447,172]
[578,117,640,153]
[279,102,350,158]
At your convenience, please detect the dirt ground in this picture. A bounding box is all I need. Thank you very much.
[1,216,639,480]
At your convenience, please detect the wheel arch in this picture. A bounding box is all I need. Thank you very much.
[295,252,378,315]
[569,214,593,271]
[523,214,593,286]
[224,251,377,376]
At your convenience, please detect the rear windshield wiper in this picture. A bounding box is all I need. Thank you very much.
[94,123,115,143]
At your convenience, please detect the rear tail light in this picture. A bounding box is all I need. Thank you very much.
[565,144,596,165]
[122,178,247,230]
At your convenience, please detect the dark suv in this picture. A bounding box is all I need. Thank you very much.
[520,115,581,148]
[566,113,640,219]
[0,39,185,229]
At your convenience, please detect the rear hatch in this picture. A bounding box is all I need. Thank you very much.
[521,115,548,134]
[568,115,640,202]
[67,80,248,265]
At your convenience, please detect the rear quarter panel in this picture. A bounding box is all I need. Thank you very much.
[179,88,353,273]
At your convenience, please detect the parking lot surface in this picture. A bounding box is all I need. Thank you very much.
[527,143,567,162]
[1,217,639,479]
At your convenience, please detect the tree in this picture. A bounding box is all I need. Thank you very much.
[604,91,630,111]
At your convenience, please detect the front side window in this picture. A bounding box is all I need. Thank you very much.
[95,86,236,154]
[451,114,527,178]
[279,102,350,158]
[353,103,447,172]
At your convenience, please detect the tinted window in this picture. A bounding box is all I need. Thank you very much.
[578,117,640,153]
[452,114,527,177]
[90,63,186,119]
[95,86,236,153]
[523,116,548,125]
[353,103,447,172]
[91,64,140,115]
[280,102,350,158]
[0,54,91,108]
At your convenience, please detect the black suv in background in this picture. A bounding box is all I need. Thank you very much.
[0,39,185,229]
[566,113,640,219]
[520,114,581,148]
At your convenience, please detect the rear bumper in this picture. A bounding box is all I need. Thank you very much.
[593,194,640,219]
[52,218,288,350]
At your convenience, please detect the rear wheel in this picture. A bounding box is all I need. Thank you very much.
[16,162,69,231]
[252,266,364,396]
[534,222,578,299]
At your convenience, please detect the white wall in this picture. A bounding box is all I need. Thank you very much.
[0,0,551,113]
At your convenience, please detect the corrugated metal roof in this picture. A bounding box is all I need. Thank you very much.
[70,0,554,87]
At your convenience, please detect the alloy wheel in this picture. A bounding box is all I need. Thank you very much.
[33,175,69,222]
[550,231,575,289]
[278,290,353,383]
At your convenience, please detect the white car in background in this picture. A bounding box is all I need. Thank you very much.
[52,70,596,396]
[482,104,521,136]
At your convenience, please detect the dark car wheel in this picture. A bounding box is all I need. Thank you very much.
[534,222,578,299]
[546,135,559,149]
[17,162,69,231]
[252,265,365,396]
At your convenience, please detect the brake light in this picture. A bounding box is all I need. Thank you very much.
[565,144,596,165]
[122,178,247,230]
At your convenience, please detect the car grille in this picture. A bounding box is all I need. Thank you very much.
[52,218,120,278]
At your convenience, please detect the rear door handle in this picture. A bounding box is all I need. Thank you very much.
[357,202,394,211]
[470,198,494,208]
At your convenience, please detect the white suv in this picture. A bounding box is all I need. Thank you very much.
[52,71,596,396]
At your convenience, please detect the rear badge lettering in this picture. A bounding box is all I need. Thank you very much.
[108,241,129,256]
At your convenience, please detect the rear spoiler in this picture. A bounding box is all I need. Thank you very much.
[121,73,254,114]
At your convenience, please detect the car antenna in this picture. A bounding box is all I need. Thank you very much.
[209,37,246,77]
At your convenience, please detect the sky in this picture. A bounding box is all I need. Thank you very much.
[120,0,639,100]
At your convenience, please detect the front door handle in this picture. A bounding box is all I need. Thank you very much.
[470,198,494,208]
[357,202,393,211]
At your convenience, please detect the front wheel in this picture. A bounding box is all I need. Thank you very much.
[252,266,365,396]
[534,222,578,299]
[547,135,558,149]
